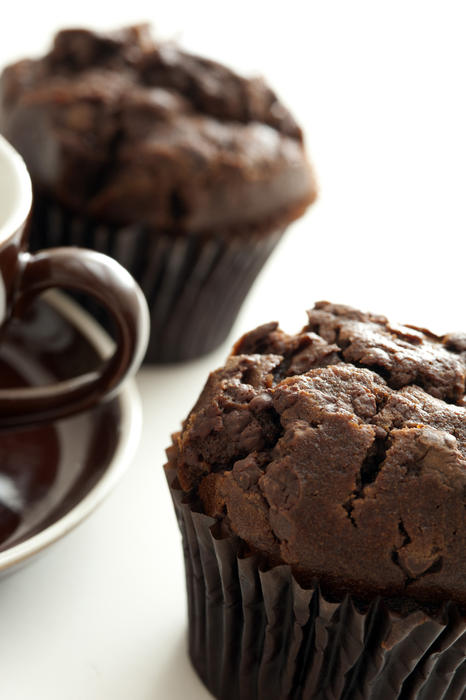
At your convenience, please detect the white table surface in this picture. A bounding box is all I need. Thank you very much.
[0,1,465,698]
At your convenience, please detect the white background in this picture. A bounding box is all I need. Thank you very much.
[0,2,465,698]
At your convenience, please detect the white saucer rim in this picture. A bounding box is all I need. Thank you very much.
[0,290,142,571]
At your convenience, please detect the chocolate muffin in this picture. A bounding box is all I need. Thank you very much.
[0,26,317,362]
[166,301,466,699]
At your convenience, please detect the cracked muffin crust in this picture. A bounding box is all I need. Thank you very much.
[172,302,466,606]
[0,25,316,232]
[0,25,318,364]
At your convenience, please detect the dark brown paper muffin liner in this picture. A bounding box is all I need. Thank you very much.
[28,196,284,363]
[165,461,466,699]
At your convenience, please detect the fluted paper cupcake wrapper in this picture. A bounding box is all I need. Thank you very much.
[29,197,284,363]
[165,465,466,700]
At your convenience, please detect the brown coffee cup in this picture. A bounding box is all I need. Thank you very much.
[0,136,149,426]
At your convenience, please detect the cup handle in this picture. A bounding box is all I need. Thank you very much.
[0,246,149,426]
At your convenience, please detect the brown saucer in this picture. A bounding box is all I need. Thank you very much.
[0,291,141,573]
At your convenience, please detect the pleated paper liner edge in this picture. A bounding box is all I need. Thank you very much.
[164,453,466,700]
[28,196,286,363]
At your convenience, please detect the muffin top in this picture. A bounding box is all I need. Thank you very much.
[0,25,316,232]
[172,302,466,606]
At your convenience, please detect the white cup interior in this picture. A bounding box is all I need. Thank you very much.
[0,136,32,242]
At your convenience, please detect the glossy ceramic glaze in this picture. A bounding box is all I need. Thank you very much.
[0,291,141,573]
[0,136,32,323]
[0,135,149,426]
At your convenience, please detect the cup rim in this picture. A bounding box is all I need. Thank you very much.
[0,135,32,242]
